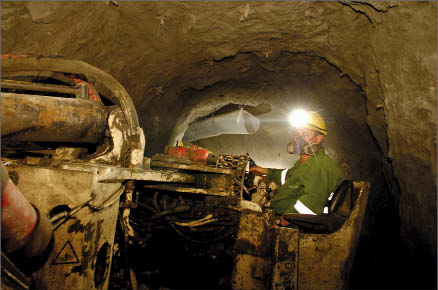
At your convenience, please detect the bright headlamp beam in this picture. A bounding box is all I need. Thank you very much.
[289,109,309,127]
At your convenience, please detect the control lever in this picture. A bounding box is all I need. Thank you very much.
[243,154,257,199]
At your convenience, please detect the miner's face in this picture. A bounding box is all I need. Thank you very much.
[295,128,323,145]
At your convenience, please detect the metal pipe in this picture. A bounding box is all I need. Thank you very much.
[1,93,106,143]
[1,79,82,97]
[1,56,140,143]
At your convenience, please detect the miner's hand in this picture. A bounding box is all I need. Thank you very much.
[279,215,291,227]
[249,166,268,176]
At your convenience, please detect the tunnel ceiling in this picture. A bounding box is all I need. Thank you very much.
[1,1,436,259]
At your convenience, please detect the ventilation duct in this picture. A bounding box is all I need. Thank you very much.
[183,109,260,142]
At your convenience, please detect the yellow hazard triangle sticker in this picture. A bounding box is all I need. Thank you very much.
[53,240,80,265]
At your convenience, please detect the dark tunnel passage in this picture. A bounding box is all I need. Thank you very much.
[1,1,436,289]
[163,52,435,289]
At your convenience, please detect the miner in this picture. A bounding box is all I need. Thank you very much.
[249,110,343,226]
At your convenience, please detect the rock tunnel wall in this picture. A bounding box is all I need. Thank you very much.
[1,0,436,268]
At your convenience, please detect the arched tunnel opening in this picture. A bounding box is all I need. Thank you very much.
[150,52,433,289]
[1,2,436,290]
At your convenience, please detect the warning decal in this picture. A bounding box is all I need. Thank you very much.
[53,241,80,265]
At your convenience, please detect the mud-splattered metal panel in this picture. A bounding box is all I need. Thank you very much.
[232,211,275,289]
[6,165,121,290]
[271,227,299,290]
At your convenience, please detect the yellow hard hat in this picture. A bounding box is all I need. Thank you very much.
[289,110,327,135]
[305,111,327,135]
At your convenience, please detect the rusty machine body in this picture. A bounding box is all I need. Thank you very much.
[0,55,193,289]
[232,181,370,290]
[1,55,370,290]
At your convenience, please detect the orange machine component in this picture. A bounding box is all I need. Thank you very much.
[166,145,210,162]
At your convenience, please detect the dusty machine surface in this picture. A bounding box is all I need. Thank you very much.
[108,145,255,289]
[1,55,370,290]
[232,181,370,290]
[0,55,193,289]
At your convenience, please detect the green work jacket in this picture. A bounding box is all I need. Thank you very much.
[268,149,343,215]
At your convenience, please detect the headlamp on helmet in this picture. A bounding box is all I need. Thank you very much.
[288,109,327,136]
[288,109,309,128]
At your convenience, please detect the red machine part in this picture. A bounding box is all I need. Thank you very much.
[1,163,53,257]
[71,78,102,103]
[166,145,210,162]
[1,165,38,254]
